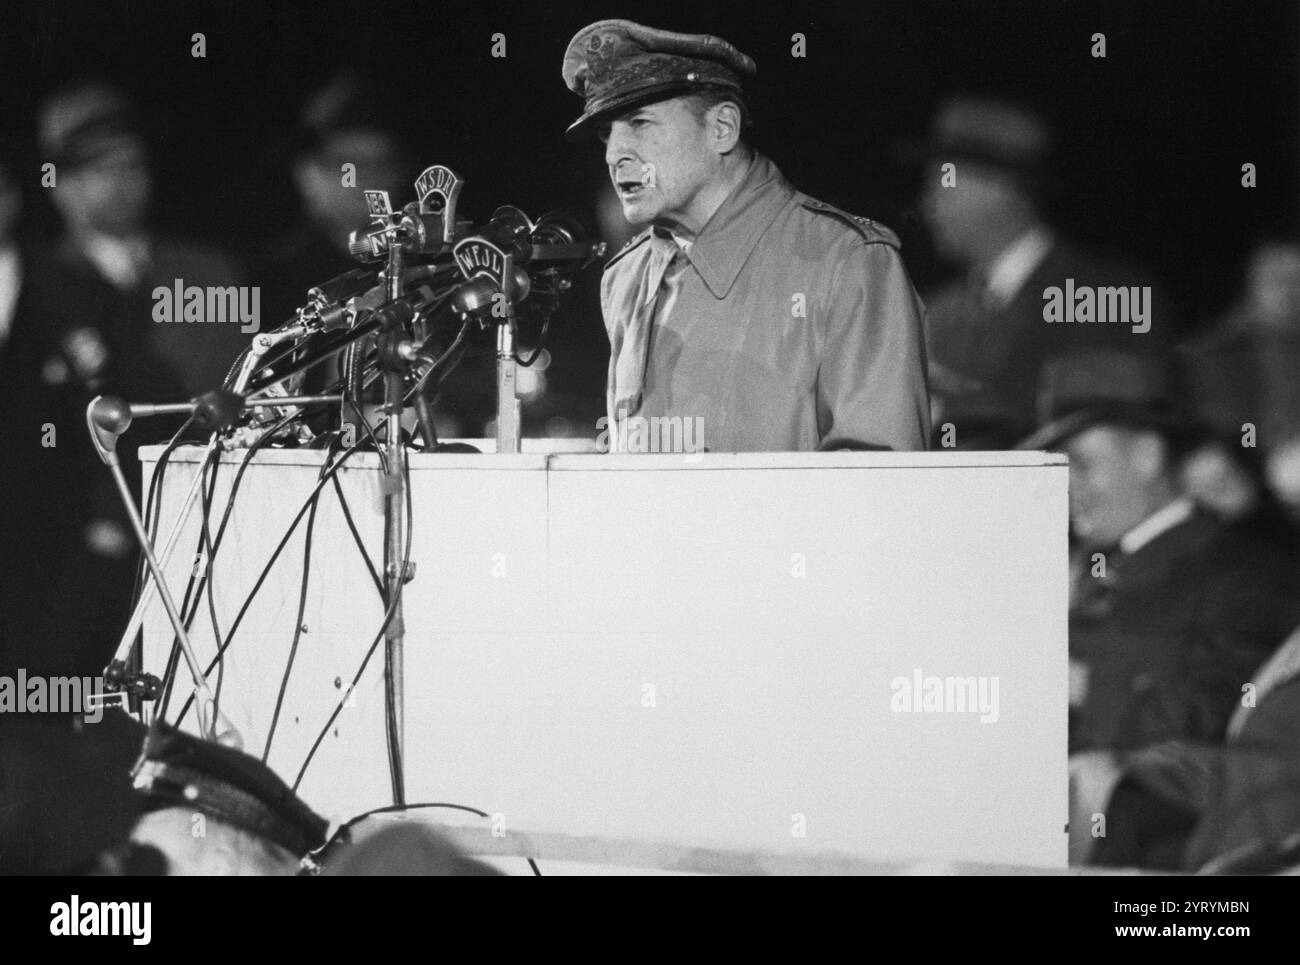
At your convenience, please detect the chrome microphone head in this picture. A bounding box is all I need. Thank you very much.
[348,228,387,262]
[86,395,132,461]
[530,209,605,274]
[450,275,499,316]
[450,269,532,318]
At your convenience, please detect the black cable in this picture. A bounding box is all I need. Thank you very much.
[157,442,223,718]
[158,439,224,720]
[139,428,191,625]
[159,442,229,720]
[158,409,316,721]
[171,442,354,727]
[261,434,337,763]
[152,375,348,718]
[381,454,414,803]
[133,417,196,722]
[134,417,194,605]
[292,450,411,792]
[271,426,387,775]
[197,447,228,716]
[196,400,305,715]
[331,472,383,598]
[311,802,542,875]
[219,343,251,391]
[173,430,373,728]
[290,571,397,792]
[514,314,552,367]
[315,802,487,855]
[346,396,388,474]
[404,320,471,401]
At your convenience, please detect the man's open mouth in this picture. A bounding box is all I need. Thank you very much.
[615,163,656,199]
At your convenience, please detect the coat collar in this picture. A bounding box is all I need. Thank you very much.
[666,150,793,299]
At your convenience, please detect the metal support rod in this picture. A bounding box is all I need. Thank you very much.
[495,319,520,454]
[106,396,342,695]
[239,394,344,408]
[495,252,521,454]
[108,435,220,670]
[98,446,238,746]
[381,241,408,805]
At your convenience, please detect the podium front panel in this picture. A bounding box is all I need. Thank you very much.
[140,447,1068,868]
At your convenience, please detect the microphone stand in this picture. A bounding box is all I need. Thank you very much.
[87,397,238,746]
[494,252,522,454]
[379,241,409,807]
[90,392,341,744]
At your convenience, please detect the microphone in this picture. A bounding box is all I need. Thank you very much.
[528,209,607,274]
[450,271,531,319]
[308,267,381,307]
[86,396,133,456]
[348,203,458,262]
[192,389,245,431]
[450,207,536,309]
[87,390,244,460]
[367,285,450,332]
[462,206,534,264]
[302,267,380,330]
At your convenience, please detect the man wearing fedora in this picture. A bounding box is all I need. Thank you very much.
[1019,350,1300,865]
[919,96,1173,449]
[562,20,930,452]
[16,81,248,679]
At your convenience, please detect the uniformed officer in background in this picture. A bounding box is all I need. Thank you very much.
[562,20,931,452]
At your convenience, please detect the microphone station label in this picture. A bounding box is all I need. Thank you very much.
[414,164,463,214]
[454,238,508,286]
[364,189,393,220]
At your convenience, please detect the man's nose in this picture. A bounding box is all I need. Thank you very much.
[604,125,634,168]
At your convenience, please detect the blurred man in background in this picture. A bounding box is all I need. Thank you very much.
[256,73,415,324]
[0,136,76,672]
[1180,241,1300,542]
[35,80,247,397]
[1019,351,1300,866]
[15,80,245,675]
[919,96,1173,448]
[1182,241,1300,450]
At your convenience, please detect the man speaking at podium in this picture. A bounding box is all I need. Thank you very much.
[563,20,930,452]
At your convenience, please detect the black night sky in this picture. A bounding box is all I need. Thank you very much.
[2,0,1296,327]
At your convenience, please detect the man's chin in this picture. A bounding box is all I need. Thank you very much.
[618,195,657,225]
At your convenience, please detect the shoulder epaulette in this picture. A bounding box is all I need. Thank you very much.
[602,227,653,271]
[800,197,901,248]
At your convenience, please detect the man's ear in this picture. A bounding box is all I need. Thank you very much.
[708,101,743,154]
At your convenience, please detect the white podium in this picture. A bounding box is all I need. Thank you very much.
[138,445,1069,872]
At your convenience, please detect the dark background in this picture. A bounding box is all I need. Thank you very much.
[0,0,1297,879]
[1,0,1296,327]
